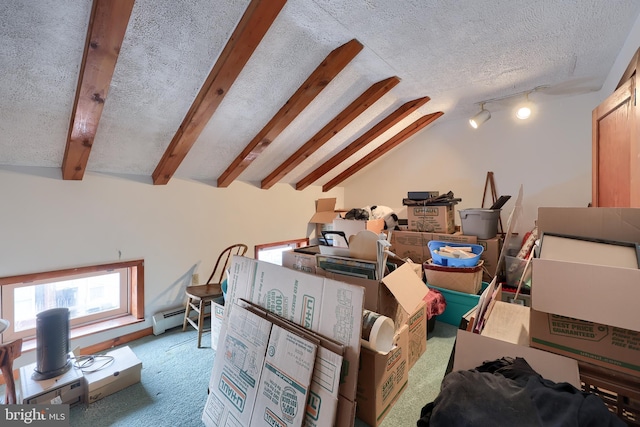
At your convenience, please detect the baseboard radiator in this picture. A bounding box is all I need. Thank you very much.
[152,304,213,335]
[152,307,186,335]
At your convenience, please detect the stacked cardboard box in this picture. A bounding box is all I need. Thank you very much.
[319,263,429,425]
[390,230,501,282]
[219,257,366,427]
[529,207,640,378]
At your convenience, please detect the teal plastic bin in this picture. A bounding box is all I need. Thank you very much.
[428,282,489,326]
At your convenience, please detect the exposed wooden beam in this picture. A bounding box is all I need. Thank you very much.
[217,39,364,188]
[295,96,430,190]
[62,0,135,180]
[152,0,287,185]
[322,112,443,192]
[260,76,400,189]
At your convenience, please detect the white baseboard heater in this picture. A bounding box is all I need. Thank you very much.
[152,304,213,335]
[152,307,186,335]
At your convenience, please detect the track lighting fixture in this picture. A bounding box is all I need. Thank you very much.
[470,86,547,129]
[515,92,532,120]
[469,103,491,129]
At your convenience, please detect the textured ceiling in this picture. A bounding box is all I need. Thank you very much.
[1,0,639,188]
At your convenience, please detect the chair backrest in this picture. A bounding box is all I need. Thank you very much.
[205,243,248,285]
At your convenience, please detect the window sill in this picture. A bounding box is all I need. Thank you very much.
[21,315,145,353]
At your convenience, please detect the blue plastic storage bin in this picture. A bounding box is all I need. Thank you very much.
[428,282,489,326]
[428,240,484,267]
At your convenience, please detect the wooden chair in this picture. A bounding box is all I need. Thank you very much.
[182,243,248,347]
[0,338,22,404]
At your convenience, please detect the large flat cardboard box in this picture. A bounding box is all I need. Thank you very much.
[406,204,456,234]
[204,304,272,426]
[331,217,385,248]
[251,324,317,427]
[454,302,581,388]
[223,256,365,427]
[356,324,409,427]
[529,309,640,377]
[236,298,345,427]
[532,207,640,332]
[84,345,142,404]
[389,230,477,264]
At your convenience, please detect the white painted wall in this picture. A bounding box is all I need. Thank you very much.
[341,91,597,236]
[0,166,342,363]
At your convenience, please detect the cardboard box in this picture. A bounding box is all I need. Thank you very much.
[223,256,365,427]
[236,298,345,427]
[331,217,385,248]
[532,207,640,332]
[84,346,142,404]
[309,198,342,237]
[356,324,409,427]
[423,260,484,294]
[529,309,640,377]
[406,204,456,233]
[406,300,427,370]
[477,236,502,281]
[454,301,581,388]
[389,230,477,264]
[211,301,225,353]
[252,325,317,427]
[204,304,272,426]
[20,361,85,406]
[320,263,428,374]
[282,247,319,275]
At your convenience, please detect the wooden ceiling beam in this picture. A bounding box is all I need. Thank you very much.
[295,95,431,190]
[152,0,287,185]
[260,76,400,189]
[322,111,443,192]
[62,0,135,180]
[217,39,364,188]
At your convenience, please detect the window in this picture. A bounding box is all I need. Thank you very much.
[255,238,309,265]
[0,260,144,344]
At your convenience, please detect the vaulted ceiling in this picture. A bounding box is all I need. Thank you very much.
[2,0,639,191]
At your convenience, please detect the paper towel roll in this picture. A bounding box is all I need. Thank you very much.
[361,309,395,353]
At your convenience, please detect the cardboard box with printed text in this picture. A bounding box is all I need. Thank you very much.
[222,256,365,427]
[532,207,640,332]
[356,324,409,427]
[529,309,640,377]
[406,204,456,234]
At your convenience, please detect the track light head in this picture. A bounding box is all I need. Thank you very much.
[469,104,491,129]
[515,92,532,120]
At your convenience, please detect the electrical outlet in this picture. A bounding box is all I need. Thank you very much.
[192,273,199,285]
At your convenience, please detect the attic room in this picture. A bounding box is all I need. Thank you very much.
[2,0,640,426]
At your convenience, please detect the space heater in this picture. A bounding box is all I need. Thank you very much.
[32,307,71,380]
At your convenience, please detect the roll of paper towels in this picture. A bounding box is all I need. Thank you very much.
[361,309,395,353]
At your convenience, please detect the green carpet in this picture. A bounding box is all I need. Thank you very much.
[69,326,214,426]
[12,320,456,426]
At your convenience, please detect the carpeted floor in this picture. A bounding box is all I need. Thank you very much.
[69,326,215,427]
[11,320,457,427]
